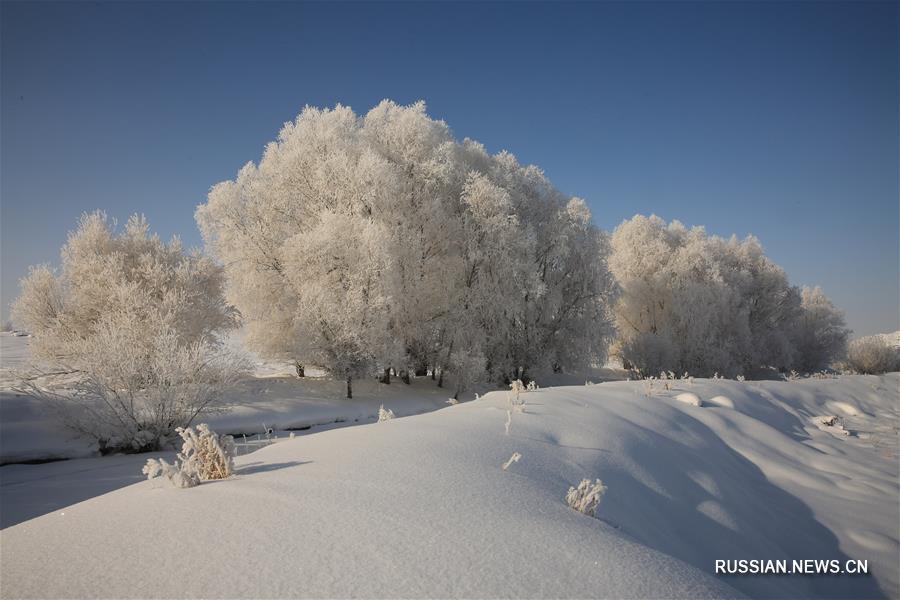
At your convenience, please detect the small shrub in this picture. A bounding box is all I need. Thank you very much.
[378,404,395,422]
[847,337,899,375]
[143,424,235,488]
[566,478,607,517]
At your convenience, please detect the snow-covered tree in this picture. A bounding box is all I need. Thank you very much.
[12,212,243,451]
[846,336,898,374]
[197,100,615,390]
[609,214,846,376]
[790,286,850,372]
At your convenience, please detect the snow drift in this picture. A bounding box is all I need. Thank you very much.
[1,375,897,599]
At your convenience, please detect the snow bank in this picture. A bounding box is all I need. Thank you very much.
[1,375,896,598]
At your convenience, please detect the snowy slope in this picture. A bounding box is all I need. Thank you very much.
[2,375,897,599]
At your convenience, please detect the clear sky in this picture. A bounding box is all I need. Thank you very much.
[2,1,897,336]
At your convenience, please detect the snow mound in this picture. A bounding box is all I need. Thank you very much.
[674,392,702,407]
[705,395,735,409]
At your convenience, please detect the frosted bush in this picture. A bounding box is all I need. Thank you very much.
[566,478,607,517]
[847,337,898,374]
[526,380,539,391]
[176,424,235,481]
[378,404,395,422]
[142,424,235,488]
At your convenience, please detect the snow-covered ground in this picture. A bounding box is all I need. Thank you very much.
[0,332,486,465]
[1,365,897,598]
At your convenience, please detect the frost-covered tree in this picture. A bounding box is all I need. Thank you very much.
[197,100,615,391]
[609,215,846,377]
[790,286,850,372]
[846,336,898,374]
[12,212,242,451]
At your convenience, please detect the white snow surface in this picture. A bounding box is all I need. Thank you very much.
[1,374,898,599]
[0,333,471,464]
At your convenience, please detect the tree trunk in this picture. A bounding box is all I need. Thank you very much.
[346,376,353,399]
[400,369,411,385]
[295,361,305,378]
[380,368,391,385]
[437,368,444,388]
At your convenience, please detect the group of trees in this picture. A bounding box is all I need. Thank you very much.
[12,100,872,449]
[609,215,849,377]
[196,100,616,398]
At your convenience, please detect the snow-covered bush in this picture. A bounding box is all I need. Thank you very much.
[378,404,395,422]
[13,213,245,452]
[847,336,899,374]
[196,100,616,393]
[142,457,198,489]
[565,478,607,517]
[143,424,235,488]
[176,424,236,481]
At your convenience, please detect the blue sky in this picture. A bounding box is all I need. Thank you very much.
[2,1,897,336]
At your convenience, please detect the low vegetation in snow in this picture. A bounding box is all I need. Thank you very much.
[566,478,607,517]
[143,424,236,488]
[378,405,395,422]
